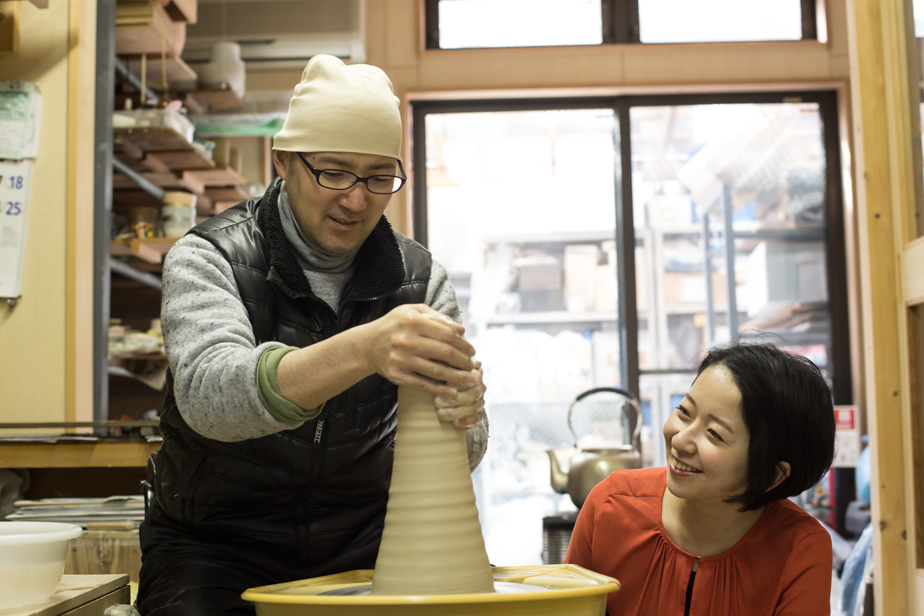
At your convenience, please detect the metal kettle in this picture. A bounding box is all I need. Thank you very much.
[547,387,643,508]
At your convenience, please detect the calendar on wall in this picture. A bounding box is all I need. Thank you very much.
[0,159,34,300]
[0,81,42,302]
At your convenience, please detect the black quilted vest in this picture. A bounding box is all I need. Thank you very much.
[152,179,432,575]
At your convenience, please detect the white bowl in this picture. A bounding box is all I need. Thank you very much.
[0,521,83,609]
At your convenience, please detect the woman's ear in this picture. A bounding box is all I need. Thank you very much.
[767,461,791,492]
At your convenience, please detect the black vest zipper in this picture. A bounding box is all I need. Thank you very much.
[683,556,702,616]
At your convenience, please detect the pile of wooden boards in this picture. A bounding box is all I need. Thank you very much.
[113,132,249,216]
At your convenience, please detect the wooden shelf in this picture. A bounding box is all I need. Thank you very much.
[146,149,215,171]
[165,0,197,23]
[2,575,130,616]
[115,151,172,174]
[0,439,160,469]
[111,238,179,264]
[186,166,246,187]
[204,186,248,202]
[115,2,182,56]
[114,126,194,153]
[112,189,211,212]
[183,88,244,114]
[113,170,205,193]
[118,53,198,91]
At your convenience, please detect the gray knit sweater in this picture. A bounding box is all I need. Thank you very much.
[160,182,488,465]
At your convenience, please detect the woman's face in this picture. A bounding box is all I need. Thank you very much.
[662,364,751,505]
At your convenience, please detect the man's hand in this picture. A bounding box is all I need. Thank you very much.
[435,361,485,429]
[364,304,476,399]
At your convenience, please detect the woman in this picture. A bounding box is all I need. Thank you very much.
[565,343,836,615]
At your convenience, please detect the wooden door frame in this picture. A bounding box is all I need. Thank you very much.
[846,0,924,611]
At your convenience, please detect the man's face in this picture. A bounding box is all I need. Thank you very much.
[272,150,398,254]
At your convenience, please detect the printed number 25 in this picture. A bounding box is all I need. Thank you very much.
[5,202,21,215]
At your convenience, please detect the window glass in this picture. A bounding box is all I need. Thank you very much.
[437,0,603,49]
[630,102,833,447]
[418,95,843,564]
[638,0,803,43]
[425,108,619,565]
[915,0,924,36]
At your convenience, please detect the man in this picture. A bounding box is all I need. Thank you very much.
[137,55,488,615]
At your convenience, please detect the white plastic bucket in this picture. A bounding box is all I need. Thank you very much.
[0,521,83,609]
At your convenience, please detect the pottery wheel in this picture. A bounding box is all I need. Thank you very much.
[322,583,552,596]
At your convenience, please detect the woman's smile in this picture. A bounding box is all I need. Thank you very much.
[670,456,702,474]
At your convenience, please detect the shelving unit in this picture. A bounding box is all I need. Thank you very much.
[100,1,253,422]
[111,238,177,265]
[483,311,616,325]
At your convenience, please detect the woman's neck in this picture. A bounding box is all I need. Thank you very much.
[661,489,766,557]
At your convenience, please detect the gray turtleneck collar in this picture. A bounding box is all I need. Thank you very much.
[277,181,360,274]
[277,181,357,311]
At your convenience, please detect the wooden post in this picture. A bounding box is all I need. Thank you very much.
[845,0,923,611]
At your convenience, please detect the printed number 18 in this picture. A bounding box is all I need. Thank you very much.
[8,176,23,190]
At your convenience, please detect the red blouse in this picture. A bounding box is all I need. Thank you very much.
[564,467,832,616]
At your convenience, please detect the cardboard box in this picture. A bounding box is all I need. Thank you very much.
[647,194,693,228]
[514,255,561,292]
[594,264,618,314]
[635,246,649,313]
[663,272,727,305]
[539,330,593,394]
[564,245,601,311]
[592,330,620,387]
[745,240,827,318]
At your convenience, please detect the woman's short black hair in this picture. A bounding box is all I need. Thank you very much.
[696,342,836,511]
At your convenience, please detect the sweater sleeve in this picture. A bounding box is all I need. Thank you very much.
[256,346,325,422]
[773,528,834,615]
[426,257,489,470]
[425,258,462,323]
[161,234,306,441]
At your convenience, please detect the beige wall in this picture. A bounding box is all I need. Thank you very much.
[0,2,71,423]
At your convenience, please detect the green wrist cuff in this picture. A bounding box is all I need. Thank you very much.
[257,346,325,423]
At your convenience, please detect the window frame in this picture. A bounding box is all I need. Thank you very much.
[410,90,849,405]
[423,0,818,49]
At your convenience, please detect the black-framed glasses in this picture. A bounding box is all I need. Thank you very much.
[296,153,407,195]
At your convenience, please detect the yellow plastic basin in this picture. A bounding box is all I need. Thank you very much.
[242,564,619,616]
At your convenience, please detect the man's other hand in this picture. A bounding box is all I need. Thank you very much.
[435,361,485,429]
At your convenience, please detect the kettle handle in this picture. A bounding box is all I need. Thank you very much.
[567,387,643,452]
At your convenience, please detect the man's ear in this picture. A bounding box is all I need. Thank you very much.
[272,150,290,181]
[767,461,791,492]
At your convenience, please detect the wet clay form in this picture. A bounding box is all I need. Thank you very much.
[370,386,495,595]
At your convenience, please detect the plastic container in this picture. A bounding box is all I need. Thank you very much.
[162,192,197,238]
[241,565,620,616]
[0,521,83,609]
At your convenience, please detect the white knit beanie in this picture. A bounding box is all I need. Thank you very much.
[273,55,402,161]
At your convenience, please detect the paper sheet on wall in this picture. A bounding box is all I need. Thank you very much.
[0,159,33,299]
[0,81,42,160]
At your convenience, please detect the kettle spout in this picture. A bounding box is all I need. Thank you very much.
[547,450,568,494]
